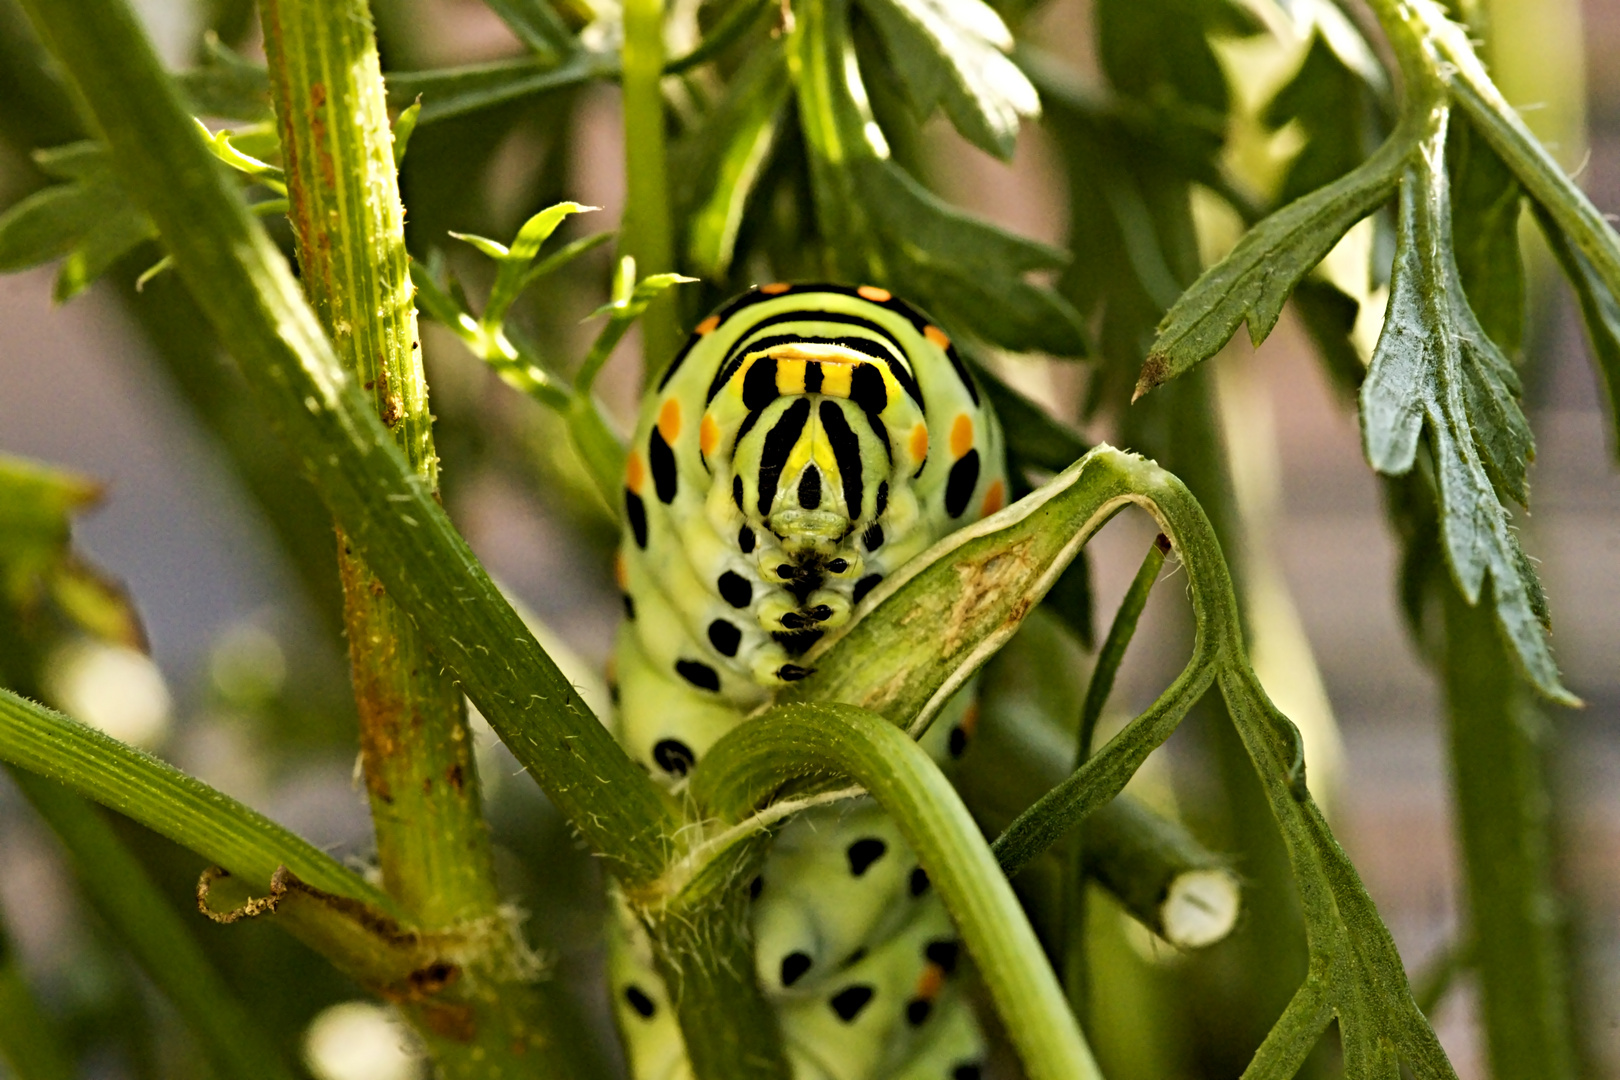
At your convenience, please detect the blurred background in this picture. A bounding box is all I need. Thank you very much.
[0,0,1615,1076]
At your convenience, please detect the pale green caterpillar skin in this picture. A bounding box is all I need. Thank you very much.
[610,284,1007,1080]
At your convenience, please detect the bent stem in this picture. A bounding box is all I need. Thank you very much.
[694,702,1103,1080]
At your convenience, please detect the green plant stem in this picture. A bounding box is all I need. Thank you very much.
[0,896,74,1080]
[1441,582,1575,1080]
[1061,532,1168,1011]
[621,0,680,375]
[0,688,386,902]
[16,0,679,887]
[259,2,586,1069]
[694,702,1104,1080]
[9,769,299,1080]
[259,0,496,935]
[1076,534,1170,760]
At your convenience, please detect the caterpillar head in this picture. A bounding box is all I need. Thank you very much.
[705,342,928,671]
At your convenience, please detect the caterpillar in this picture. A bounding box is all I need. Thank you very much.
[610,283,1008,1080]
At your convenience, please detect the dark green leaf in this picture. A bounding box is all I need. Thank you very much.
[1534,203,1620,459]
[676,42,791,277]
[386,50,612,124]
[32,140,113,182]
[967,352,1090,473]
[480,0,573,60]
[855,0,1037,159]
[0,183,106,271]
[53,200,157,301]
[1139,123,1411,396]
[174,34,272,121]
[853,157,1087,355]
[1448,117,1524,353]
[1360,132,1566,702]
[1263,30,1389,206]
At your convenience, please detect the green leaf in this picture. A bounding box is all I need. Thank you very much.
[1263,30,1390,206]
[1534,204,1620,459]
[482,201,595,327]
[0,183,107,271]
[1138,122,1412,396]
[32,140,113,182]
[853,157,1088,355]
[1359,121,1567,703]
[390,99,420,169]
[855,0,1038,159]
[1448,116,1525,353]
[447,229,510,259]
[386,50,612,124]
[676,41,791,277]
[480,0,573,59]
[196,120,286,193]
[520,230,614,287]
[174,33,273,121]
[53,200,157,301]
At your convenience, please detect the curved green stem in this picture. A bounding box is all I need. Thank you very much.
[694,701,1103,1080]
[0,688,386,902]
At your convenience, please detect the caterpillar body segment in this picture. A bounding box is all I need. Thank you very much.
[612,284,1006,1079]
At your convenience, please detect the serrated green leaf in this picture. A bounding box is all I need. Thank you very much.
[481,0,574,59]
[1359,121,1566,703]
[1139,123,1411,397]
[677,42,791,277]
[855,0,1037,159]
[386,51,611,124]
[1534,204,1620,460]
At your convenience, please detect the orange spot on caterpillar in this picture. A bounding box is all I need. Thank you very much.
[857,285,891,302]
[909,423,930,463]
[614,552,628,589]
[700,414,720,457]
[658,398,682,442]
[981,479,1005,517]
[695,314,721,334]
[626,450,646,493]
[923,325,950,349]
[950,414,974,458]
[914,963,945,1002]
[760,282,791,295]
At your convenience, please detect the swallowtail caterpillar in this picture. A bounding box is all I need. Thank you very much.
[611,283,1008,1079]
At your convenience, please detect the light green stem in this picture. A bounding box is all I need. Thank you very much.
[621,0,680,376]
[695,702,1103,1080]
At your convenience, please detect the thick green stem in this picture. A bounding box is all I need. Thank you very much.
[694,702,1103,1080]
[259,0,496,938]
[0,688,387,902]
[1441,583,1575,1080]
[258,0,584,1070]
[621,0,680,375]
[10,769,299,1080]
[16,0,679,887]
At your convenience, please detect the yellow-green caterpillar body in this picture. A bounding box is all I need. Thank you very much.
[611,283,1007,1080]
